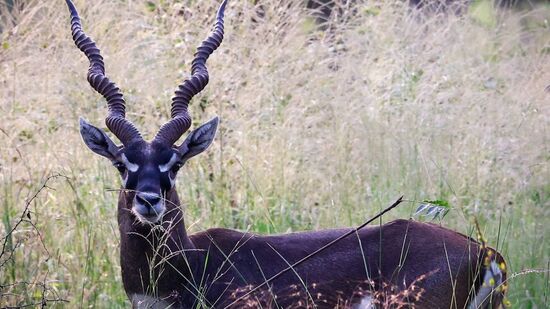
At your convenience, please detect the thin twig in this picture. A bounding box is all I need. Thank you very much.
[0,174,66,266]
[0,174,69,307]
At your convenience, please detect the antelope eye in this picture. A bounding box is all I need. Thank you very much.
[113,162,126,173]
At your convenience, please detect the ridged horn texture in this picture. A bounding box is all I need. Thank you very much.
[154,0,227,146]
[66,0,142,146]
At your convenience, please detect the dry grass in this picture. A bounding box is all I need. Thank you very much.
[226,273,430,308]
[0,0,548,307]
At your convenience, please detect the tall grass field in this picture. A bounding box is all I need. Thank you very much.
[0,0,548,307]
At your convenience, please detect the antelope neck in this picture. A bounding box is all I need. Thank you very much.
[117,187,200,300]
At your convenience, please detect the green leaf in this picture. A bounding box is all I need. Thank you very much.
[469,0,497,28]
[145,1,156,12]
[421,199,450,209]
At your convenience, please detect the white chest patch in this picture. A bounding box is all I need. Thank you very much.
[353,295,375,309]
[159,153,178,172]
[131,294,173,308]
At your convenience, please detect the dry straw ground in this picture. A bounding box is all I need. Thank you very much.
[0,0,548,307]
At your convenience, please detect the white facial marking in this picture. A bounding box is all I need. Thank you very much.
[159,153,178,172]
[168,174,176,188]
[121,173,128,187]
[121,153,139,172]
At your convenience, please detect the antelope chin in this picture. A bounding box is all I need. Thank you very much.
[132,202,166,224]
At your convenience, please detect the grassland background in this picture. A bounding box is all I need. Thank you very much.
[0,0,548,307]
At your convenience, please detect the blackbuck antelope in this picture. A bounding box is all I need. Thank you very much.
[66,0,507,307]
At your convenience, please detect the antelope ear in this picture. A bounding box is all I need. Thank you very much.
[79,117,120,160]
[177,117,219,161]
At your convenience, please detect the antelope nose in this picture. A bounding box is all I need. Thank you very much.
[135,193,161,206]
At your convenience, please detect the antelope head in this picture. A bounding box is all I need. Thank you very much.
[67,0,226,224]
